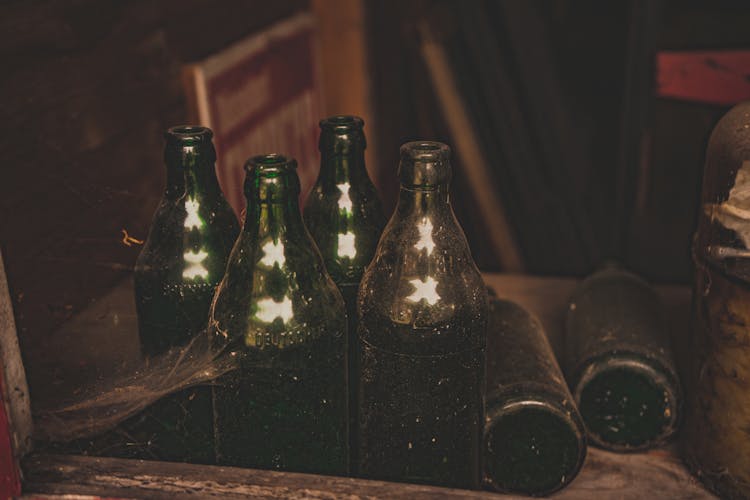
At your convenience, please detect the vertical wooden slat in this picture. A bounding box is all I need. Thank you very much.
[0,251,30,496]
[419,24,524,272]
[310,0,380,187]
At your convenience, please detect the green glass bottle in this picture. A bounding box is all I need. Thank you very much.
[357,141,487,489]
[135,126,239,355]
[304,115,386,471]
[209,154,348,474]
[565,263,681,452]
[484,295,586,496]
[129,125,238,463]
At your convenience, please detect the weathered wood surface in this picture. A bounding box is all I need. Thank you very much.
[22,447,712,499]
[419,22,524,272]
[0,252,32,461]
[22,273,711,498]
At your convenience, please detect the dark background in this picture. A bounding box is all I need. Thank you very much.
[1,0,749,401]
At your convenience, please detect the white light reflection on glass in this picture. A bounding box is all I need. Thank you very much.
[183,250,209,279]
[415,218,435,255]
[260,240,285,267]
[184,198,203,229]
[337,182,353,213]
[338,232,357,259]
[406,277,440,305]
[255,296,294,324]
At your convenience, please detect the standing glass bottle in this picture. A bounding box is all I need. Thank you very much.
[304,115,386,471]
[131,125,238,463]
[357,141,487,489]
[135,126,239,354]
[209,154,348,475]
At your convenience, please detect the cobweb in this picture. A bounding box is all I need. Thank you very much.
[34,333,237,443]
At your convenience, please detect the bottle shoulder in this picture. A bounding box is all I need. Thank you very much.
[135,193,239,280]
[304,184,386,283]
[210,230,347,349]
[357,215,487,354]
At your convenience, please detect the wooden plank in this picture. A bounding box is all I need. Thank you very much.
[492,1,600,264]
[311,0,372,119]
[25,273,709,498]
[0,253,26,499]
[311,0,380,192]
[180,13,323,213]
[419,25,524,272]
[657,50,750,106]
[22,448,713,499]
[23,453,507,500]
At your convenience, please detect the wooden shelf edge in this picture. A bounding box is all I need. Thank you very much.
[22,453,502,500]
[21,448,715,500]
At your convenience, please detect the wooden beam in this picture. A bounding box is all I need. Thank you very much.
[22,448,713,499]
[0,251,31,456]
[310,0,381,189]
[418,25,524,272]
[0,251,30,496]
[23,454,505,500]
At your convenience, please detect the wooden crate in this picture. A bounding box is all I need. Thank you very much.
[0,260,714,498]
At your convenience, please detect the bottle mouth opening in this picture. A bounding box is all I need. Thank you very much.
[400,141,450,161]
[246,154,297,170]
[320,115,364,132]
[244,155,299,187]
[483,400,585,495]
[165,125,213,143]
[398,141,451,187]
[573,353,680,451]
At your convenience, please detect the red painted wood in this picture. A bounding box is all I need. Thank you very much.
[657,50,750,106]
[185,13,322,215]
[0,370,21,497]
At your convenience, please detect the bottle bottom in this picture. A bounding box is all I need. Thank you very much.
[483,400,585,495]
[575,354,679,451]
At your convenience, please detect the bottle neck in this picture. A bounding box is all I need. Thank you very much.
[396,185,451,216]
[165,143,222,199]
[319,147,368,187]
[244,178,304,238]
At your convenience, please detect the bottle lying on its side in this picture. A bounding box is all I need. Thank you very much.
[564,263,681,452]
[484,293,586,496]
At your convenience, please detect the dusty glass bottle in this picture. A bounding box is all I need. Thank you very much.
[209,154,348,475]
[484,295,586,496]
[565,263,681,452]
[304,115,386,471]
[357,141,487,489]
[130,125,239,463]
[135,125,239,354]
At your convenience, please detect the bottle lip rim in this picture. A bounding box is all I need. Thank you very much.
[572,351,680,396]
[165,125,213,143]
[483,398,587,495]
[244,154,298,172]
[319,115,365,131]
[400,140,451,160]
[571,352,681,450]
